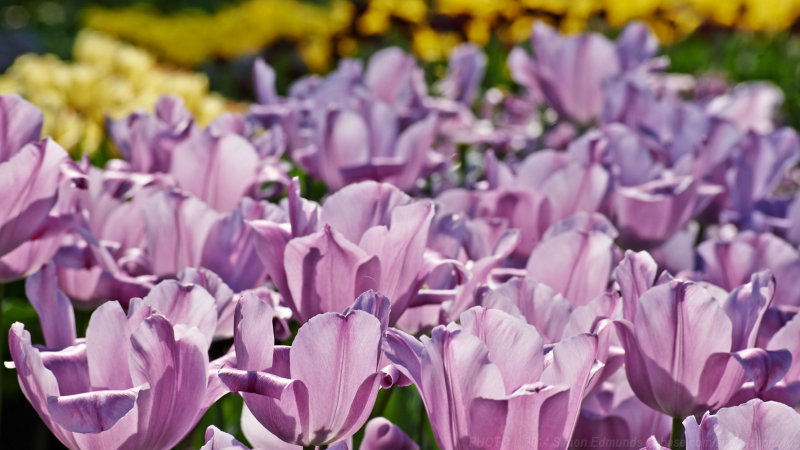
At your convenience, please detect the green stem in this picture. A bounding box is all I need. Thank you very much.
[670,416,685,450]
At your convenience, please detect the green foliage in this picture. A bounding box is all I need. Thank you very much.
[664,31,800,129]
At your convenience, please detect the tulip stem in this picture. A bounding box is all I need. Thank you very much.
[670,416,684,450]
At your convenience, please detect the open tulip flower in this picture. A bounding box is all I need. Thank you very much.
[386,306,599,450]
[614,272,792,419]
[644,398,800,450]
[7,268,224,449]
[219,291,395,447]
[0,95,87,282]
[251,47,464,192]
[250,180,435,324]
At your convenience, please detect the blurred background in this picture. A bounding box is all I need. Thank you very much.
[3,0,800,158]
[3,0,800,447]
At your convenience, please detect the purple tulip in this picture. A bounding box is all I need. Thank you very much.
[386,306,598,450]
[251,181,434,324]
[682,399,800,449]
[0,138,75,257]
[170,130,260,212]
[199,197,284,292]
[723,128,799,228]
[219,291,391,447]
[0,94,43,161]
[8,278,223,449]
[614,175,721,250]
[509,22,659,124]
[572,374,671,450]
[437,44,486,106]
[726,309,800,407]
[705,82,783,134]
[478,276,572,344]
[0,119,86,282]
[107,95,197,173]
[435,187,552,262]
[201,426,251,450]
[527,213,619,307]
[361,417,418,450]
[603,77,711,167]
[143,189,222,277]
[698,231,800,307]
[614,274,787,418]
[252,49,461,191]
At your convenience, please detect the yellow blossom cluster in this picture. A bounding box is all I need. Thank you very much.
[366,0,800,58]
[0,30,233,156]
[79,0,800,67]
[84,0,354,72]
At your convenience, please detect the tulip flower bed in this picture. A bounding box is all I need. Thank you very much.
[4,21,800,450]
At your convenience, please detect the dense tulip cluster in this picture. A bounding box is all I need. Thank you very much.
[5,21,800,449]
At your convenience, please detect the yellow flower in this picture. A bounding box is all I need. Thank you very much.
[0,30,237,156]
[412,26,462,62]
[84,0,354,70]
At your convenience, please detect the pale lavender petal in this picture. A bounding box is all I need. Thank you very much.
[171,132,259,212]
[142,280,218,344]
[460,307,545,393]
[614,176,705,249]
[25,262,75,349]
[364,47,416,105]
[540,334,598,443]
[0,214,73,282]
[128,316,210,449]
[359,202,433,323]
[614,250,658,321]
[0,94,43,161]
[0,139,68,257]
[8,323,78,448]
[696,399,800,450]
[706,82,783,133]
[234,291,275,371]
[202,425,251,450]
[766,312,800,382]
[344,290,392,337]
[178,267,236,338]
[721,271,774,350]
[249,220,293,306]
[615,22,659,71]
[46,389,139,433]
[384,114,438,191]
[86,302,135,390]
[284,226,380,321]
[480,277,572,344]
[732,348,792,393]
[438,43,486,105]
[362,417,418,450]
[240,404,301,450]
[144,190,221,276]
[200,203,268,293]
[287,177,319,238]
[290,311,382,442]
[320,181,412,242]
[527,217,616,307]
[253,58,278,105]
